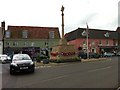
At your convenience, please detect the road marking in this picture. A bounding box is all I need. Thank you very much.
[117,87,120,90]
[40,75,68,82]
[35,66,52,69]
[88,66,112,72]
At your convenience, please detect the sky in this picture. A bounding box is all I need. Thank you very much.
[0,0,119,36]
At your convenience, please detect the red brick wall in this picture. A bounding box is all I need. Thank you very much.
[68,38,114,53]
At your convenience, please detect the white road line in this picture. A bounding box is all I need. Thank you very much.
[40,75,68,82]
[88,66,112,72]
[35,66,52,69]
[117,87,120,90]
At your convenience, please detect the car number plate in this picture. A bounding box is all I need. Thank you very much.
[20,67,28,69]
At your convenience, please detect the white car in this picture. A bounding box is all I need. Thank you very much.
[103,52,114,57]
[0,55,11,64]
[10,54,35,74]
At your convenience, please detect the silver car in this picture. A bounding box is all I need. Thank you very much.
[0,55,11,64]
[103,52,114,57]
[10,54,35,74]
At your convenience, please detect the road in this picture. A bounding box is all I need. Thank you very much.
[0,63,2,90]
[1,57,119,89]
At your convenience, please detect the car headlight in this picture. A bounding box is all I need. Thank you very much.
[11,63,17,67]
[30,62,34,65]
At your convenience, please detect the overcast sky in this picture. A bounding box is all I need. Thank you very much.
[0,0,119,35]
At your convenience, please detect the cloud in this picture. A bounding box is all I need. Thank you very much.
[118,1,120,27]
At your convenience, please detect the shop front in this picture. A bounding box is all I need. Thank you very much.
[98,46,118,53]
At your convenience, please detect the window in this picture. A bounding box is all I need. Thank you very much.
[116,42,118,46]
[5,31,11,38]
[49,31,54,39]
[99,40,102,45]
[6,42,10,46]
[83,41,86,45]
[24,42,27,46]
[0,42,2,46]
[13,42,18,46]
[106,40,109,45]
[31,42,34,46]
[104,32,110,37]
[22,30,28,38]
[91,41,95,45]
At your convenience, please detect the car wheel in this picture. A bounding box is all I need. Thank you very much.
[10,68,14,75]
[31,68,35,73]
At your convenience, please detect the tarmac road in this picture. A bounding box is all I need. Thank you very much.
[1,57,119,89]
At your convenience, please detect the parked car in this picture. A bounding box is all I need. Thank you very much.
[0,54,11,64]
[117,51,120,56]
[10,54,35,74]
[78,52,87,59]
[78,52,100,59]
[103,52,114,57]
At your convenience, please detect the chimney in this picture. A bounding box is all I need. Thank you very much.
[1,21,5,31]
[1,21,5,36]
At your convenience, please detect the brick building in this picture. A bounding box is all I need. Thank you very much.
[65,28,119,54]
[116,27,120,51]
[4,23,61,57]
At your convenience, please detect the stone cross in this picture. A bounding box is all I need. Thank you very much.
[61,5,64,38]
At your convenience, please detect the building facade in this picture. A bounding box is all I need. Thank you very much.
[116,27,120,51]
[65,28,119,54]
[0,27,2,54]
[4,25,61,57]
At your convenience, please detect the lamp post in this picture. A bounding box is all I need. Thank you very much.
[1,21,5,54]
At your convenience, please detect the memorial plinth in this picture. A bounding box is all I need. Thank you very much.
[50,38,77,62]
[50,6,78,62]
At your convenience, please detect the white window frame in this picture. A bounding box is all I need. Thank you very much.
[5,31,11,38]
[22,30,28,38]
[49,31,54,39]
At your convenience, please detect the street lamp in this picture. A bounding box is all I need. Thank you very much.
[1,21,5,54]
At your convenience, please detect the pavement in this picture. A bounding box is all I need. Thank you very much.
[35,58,111,67]
[81,58,111,62]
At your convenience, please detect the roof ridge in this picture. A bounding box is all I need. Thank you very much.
[8,25,58,29]
[78,27,115,32]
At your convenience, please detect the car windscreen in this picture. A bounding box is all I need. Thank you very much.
[13,55,31,61]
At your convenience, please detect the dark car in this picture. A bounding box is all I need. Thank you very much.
[78,52,87,59]
[78,52,100,59]
[10,54,35,74]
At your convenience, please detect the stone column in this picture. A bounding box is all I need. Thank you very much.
[61,5,64,38]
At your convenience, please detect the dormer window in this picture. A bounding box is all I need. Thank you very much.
[5,31,11,38]
[49,31,54,39]
[104,32,109,37]
[22,30,28,38]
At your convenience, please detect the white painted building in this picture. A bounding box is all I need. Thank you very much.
[0,27,3,54]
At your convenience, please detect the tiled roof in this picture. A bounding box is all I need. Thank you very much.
[65,28,118,41]
[0,27,2,40]
[6,26,61,39]
[116,27,120,32]
[116,27,120,40]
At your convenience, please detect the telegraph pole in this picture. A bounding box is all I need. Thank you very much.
[86,23,89,59]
